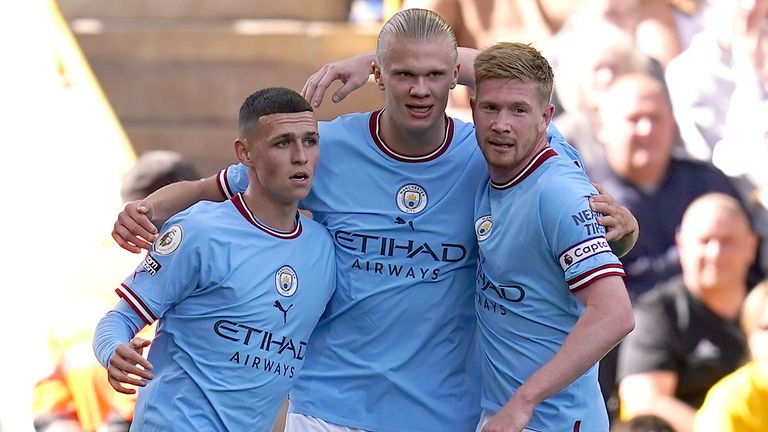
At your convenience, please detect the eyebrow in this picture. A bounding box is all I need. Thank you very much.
[272,131,319,141]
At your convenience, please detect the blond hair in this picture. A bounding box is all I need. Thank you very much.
[376,8,457,64]
[474,42,554,107]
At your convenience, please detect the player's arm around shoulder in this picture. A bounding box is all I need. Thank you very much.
[537,169,634,341]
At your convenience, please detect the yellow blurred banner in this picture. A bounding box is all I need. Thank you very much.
[0,1,135,430]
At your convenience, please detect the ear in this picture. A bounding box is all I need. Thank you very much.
[469,95,476,113]
[373,62,385,90]
[235,138,254,167]
[540,103,555,133]
[450,63,460,89]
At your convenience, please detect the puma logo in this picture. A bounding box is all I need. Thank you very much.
[273,300,293,324]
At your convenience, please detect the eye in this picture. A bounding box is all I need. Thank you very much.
[514,106,527,114]
[275,140,290,148]
[397,72,412,78]
[303,137,318,146]
[428,71,444,78]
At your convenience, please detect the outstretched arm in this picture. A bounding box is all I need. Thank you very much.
[112,176,224,252]
[482,276,634,432]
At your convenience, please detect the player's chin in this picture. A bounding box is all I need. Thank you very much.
[288,183,313,201]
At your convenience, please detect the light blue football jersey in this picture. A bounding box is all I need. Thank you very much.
[473,146,625,432]
[219,111,583,431]
[115,194,336,432]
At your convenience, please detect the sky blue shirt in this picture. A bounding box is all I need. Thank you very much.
[474,146,625,432]
[94,195,336,431]
[220,111,584,431]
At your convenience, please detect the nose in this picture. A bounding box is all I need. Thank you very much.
[704,239,723,260]
[491,111,512,134]
[410,76,430,97]
[635,117,652,137]
[292,141,308,165]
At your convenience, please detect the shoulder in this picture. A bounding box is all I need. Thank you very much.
[670,158,737,190]
[320,111,373,133]
[537,159,596,204]
[671,157,725,174]
[451,116,477,142]
[299,215,333,245]
[634,277,686,317]
[160,201,230,244]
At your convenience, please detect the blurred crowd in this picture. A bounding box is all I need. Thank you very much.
[26,1,767,431]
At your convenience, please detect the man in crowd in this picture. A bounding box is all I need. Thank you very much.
[618,193,756,432]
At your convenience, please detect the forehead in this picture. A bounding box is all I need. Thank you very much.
[682,207,750,238]
[256,111,317,136]
[380,37,455,71]
[604,79,667,113]
[475,78,538,103]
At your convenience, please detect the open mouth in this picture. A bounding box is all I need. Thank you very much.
[290,173,310,181]
[406,105,433,116]
[489,139,514,148]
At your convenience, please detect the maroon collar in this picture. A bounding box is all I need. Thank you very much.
[368,109,454,163]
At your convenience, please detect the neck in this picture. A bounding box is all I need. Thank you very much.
[689,279,747,320]
[621,162,669,190]
[379,109,446,156]
[242,188,299,232]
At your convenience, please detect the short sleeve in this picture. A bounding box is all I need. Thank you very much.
[539,171,624,292]
[216,163,249,199]
[117,214,202,325]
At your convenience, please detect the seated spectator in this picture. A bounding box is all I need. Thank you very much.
[31,151,200,432]
[551,21,660,167]
[617,193,756,432]
[694,280,768,432]
[588,72,741,299]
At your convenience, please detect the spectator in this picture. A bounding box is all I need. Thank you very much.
[665,0,768,164]
[31,151,200,432]
[589,72,741,300]
[694,280,768,431]
[618,193,756,432]
[551,21,659,167]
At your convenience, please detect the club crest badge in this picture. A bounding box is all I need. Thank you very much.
[155,224,183,255]
[396,184,428,214]
[475,215,493,241]
[275,265,298,297]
